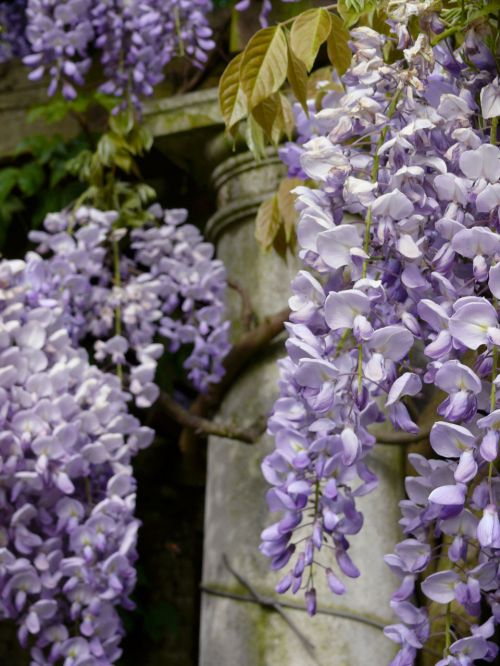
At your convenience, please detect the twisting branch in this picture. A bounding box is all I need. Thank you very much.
[162,308,290,445]
[194,306,291,416]
[159,391,266,444]
[177,307,289,460]
[228,278,255,331]
[375,430,431,446]
[221,555,319,662]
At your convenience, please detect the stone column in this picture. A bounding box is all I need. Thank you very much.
[199,150,404,666]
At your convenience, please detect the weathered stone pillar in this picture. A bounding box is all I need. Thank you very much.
[200,150,403,665]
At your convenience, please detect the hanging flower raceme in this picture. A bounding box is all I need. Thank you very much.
[0,0,28,63]
[30,204,230,405]
[261,13,500,664]
[0,254,154,665]
[21,0,214,107]
[92,0,214,109]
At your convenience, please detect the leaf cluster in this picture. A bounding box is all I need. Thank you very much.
[219,3,363,253]
[67,109,156,228]
[219,6,353,150]
[26,92,117,126]
[0,134,91,252]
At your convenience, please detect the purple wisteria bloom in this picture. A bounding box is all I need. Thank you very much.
[31,204,230,401]
[0,0,28,63]
[0,254,154,664]
[21,0,215,107]
[263,6,500,663]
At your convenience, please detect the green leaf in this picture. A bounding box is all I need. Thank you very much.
[109,109,135,136]
[255,194,281,249]
[252,94,279,140]
[278,93,295,141]
[240,26,288,110]
[286,37,309,114]
[272,223,289,261]
[93,92,119,112]
[136,183,157,205]
[277,177,302,245]
[337,0,376,27]
[27,98,70,124]
[219,51,248,131]
[245,113,267,161]
[14,135,51,159]
[97,134,117,167]
[0,196,23,224]
[114,153,136,174]
[18,162,45,196]
[49,160,69,188]
[0,167,20,202]
[290,8,332,72]
[66,150,93,181]
[327,14,352,76]
[128,126,153,154]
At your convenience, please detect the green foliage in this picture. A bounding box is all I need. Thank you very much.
[27,92,117,125]
[286,37,309,113]
[67,110,156,228]
[218,4,355,161]
[254,177,302,257]
[337,0,377,26]
[240,26,289,109]
[290,8,332,71]
[327,14,352,75]
[435,0,500,45]
[218,2,363,251]
[0,134,91,251]
[219,51,248,131]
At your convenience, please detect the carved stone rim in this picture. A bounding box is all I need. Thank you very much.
[211,147,282,193]
[205,195,263,243]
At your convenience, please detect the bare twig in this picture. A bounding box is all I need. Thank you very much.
[177,307,289,473]
[160,391,266,444]
[375,430,431,446]
[222,555,319,662]
[192,306,290,418]
[177,14,232,94]
[228,278,255,331]
[201,583,386,631]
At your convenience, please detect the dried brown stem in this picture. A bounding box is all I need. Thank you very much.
[375,430,431,446]
[192,306,290,418]
[177,307,289,470]
[227,278,255,331]
[222,555,318,661]
[159,390,265,444]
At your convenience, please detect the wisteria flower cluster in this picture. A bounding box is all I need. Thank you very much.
[1,202,228,662]
[0,0,28,63]
[261,11,500,664]
[18,0,215,106]
[0,254,154,665]
[30,204,230,406]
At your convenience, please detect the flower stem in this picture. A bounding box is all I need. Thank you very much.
[491,116,498,144]
[334,328,351,357]
[490,347,497,413]
[357,343,363,394]
[361,87,402,279]
[113,238,123,382]
[444,602,452,655]
[174,6,185,57]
